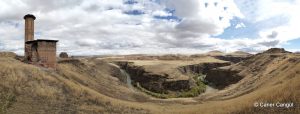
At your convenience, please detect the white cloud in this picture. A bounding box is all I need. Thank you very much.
[235,0,300,42]
[0,0,299,55]
[161,0,243,36]
[235,23,246,29]
[152,10,172,17]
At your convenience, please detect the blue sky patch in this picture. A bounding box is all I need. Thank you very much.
[283,38,300,50]
[255,15,289,30]
[154,15,182,22]
[215,17,260,39]
[153,8,182,21]
[123,0,138,5]
[124,10,145,15]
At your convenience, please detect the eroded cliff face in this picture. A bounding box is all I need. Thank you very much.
[115,61,191,93]
[214,55,250,63]
[178,62,242,90]
[115,61,237,95]
[205,67,243,89]
[178,62,231,74]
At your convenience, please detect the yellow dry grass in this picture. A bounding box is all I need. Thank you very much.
[0,53,299,114]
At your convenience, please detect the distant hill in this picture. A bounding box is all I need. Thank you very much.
[0,52,16,58]
[262,48,291,54]
[228,51,251,55]
[205,50,224,56]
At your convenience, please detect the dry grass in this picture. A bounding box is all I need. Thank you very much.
[0,52,16,58]
[0,57,151,113]
[0,53,299,114]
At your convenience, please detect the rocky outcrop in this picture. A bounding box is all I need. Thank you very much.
[115,61,191,93]
[163,80,190,91]
[178,62,242,89]
[178,62,231,74]
[214,55,250,63]
[262,48,291,54]
[205,67,243,89]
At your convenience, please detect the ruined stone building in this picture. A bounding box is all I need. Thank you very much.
[59,52,69,58]
[24,14,58,68]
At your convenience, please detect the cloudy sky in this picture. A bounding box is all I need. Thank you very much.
[0,0,300,55]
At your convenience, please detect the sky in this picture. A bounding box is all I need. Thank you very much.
[0,0,300,55]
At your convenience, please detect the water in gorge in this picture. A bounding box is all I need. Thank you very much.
[120,69,134,89]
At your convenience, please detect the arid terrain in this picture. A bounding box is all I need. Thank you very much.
[0,48,299,114]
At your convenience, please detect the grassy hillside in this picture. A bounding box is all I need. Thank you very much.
[0,57,150,114]
[0,51,299,114]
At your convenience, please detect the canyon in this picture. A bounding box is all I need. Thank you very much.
[0,48,299,114]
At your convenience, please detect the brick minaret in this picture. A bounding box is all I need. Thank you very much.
[24,14,36,59]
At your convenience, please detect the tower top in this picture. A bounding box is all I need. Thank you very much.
[24,14,36,20]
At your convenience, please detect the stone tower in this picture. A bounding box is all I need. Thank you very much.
[24,14,36,58]
[23,14,58,69]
